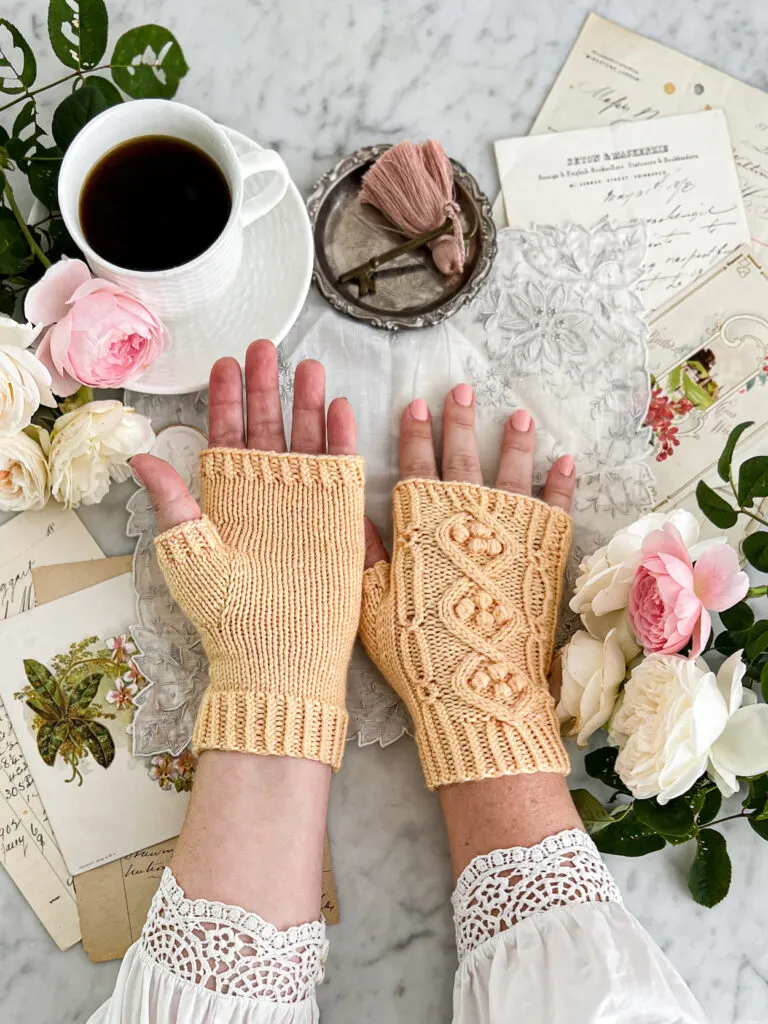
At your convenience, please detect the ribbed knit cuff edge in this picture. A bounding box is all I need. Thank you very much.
[416,699,569,790]
[193,690,348,770]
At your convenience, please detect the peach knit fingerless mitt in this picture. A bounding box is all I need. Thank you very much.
[359,479,572,789]
[154,449,365,770]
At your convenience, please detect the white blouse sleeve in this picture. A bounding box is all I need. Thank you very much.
[86,868,326,1024]
[451,829,708,1024]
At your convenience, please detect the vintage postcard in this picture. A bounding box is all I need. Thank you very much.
[494,110,749,313]
[0,507,102,950]
[529,13,768,251]
[75,832,340,962]
[645,245,768,542]
[0,573,189,875]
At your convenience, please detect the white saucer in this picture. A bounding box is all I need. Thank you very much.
[32,125,313,395]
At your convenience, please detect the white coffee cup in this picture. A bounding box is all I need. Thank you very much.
[58,99,290,320]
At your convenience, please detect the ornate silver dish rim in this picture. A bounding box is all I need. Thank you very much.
[306,143,497,331]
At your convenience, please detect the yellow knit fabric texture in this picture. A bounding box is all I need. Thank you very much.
[359,479,572,789]
[154,448,366,770]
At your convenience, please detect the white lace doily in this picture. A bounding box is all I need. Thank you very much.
[125,220,654,752]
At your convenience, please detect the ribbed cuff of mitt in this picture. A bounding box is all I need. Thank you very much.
[193,690,348,769]
[415,698,569,790]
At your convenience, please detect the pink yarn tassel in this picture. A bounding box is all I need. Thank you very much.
[360,140,465,275]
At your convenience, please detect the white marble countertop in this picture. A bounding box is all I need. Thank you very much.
[3,1,768,1022]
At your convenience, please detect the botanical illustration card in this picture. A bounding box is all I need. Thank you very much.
[645,245,768,543]
[0,573,189,875]
[529,13,768,251]
[494,110,749,313]
[0,507,102,950]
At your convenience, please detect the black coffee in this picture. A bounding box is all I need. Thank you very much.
[80,135,232,272]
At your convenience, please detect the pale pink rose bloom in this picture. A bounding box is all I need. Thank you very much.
[24,258,168,396]
[628,523,748,658]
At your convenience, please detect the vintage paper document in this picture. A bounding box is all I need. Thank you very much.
[0,574,188,875]
[530,13,768,250]
[645,244,768,542]
[0,507,101,950]
[75,833,340,962]
[32,555,133,606]
[495,110,749,312]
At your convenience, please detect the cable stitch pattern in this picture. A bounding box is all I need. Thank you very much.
[452,829,623,961]
[141,868,328,1002]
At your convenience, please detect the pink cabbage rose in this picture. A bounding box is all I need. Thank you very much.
[628,523,748,658]
[24,259,168,396]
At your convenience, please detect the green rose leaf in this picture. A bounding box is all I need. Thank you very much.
[7,99,46,172]
[750,815,768,839]
[79,720,115,769]
[697,787,722,826]
[67,672,102,710]
[762,662,768,704]
[570,788,614,835]
[688,829,731,907]
[634,795,696,838]
[593,809,666,857]
[719,602,754,632]
[27,144,63,209]
[744,774,768,812]
[737,456,768,508]
[23,658,65,711]
[0,209,33,276]
[52,86,109,151]
[36,721,68,766]
[81,73,122,106]
[111,25,189,99]
[584,746,632,796]
[695,480,738,529]
[0,19,37,94]
[746,620,768,661]
[48,0,108,71]
[718,421,754,482]
[714,628,749,656]
[743,532,768,573]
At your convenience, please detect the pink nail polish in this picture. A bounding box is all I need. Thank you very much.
[558,455,575,477]
[511,409,532,432]
[453,383,473,407]
[410,398,429,422]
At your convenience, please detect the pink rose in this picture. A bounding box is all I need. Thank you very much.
[24,259,168,396]
[629,523,748,658]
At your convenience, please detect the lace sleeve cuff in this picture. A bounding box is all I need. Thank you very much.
[140,868,328,1003]
[451,829,623,962]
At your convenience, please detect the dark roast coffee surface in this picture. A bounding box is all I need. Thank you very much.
[80,135,232,272]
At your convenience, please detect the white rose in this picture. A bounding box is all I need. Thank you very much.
[609,651,768,804]
[707,652,768,797]
[49,400,154,508]
[0,315,56,436]
[570,508,701,660]
[557,629,626,747]
[0,425,51,511]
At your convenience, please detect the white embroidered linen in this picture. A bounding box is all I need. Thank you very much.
[87,830,705,1024]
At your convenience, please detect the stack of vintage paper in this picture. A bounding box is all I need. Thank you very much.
[0,508,339,961]
[493,12,768,546]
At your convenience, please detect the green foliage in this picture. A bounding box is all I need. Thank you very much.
[719,602,754,632]
[584,746,631,795]
[695,480,738,529]
[48,0,108,71]
[15,641,119,785]
[633,796,696,839]
[718,421,754,482]
[593,807,666,857]
[111,25,189,99]
[688,830,731,907]
[743,531,768,572]
[570,788,615,834]
[0,4,188,322]
[737,455,768,508]
[52,86,109,149]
